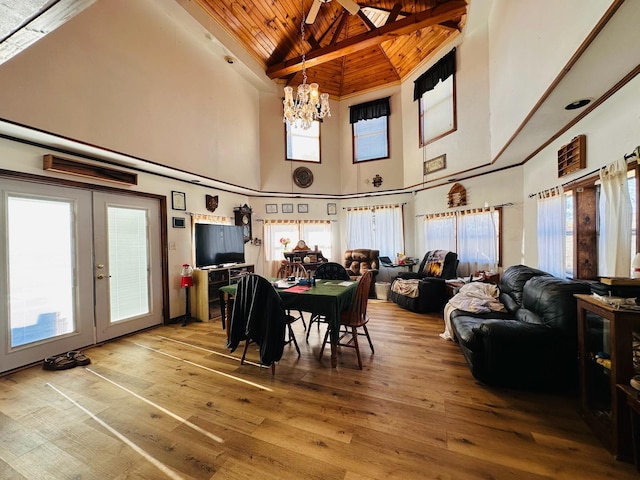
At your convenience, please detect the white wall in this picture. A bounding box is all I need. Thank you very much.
[522,74,640,267]
[0,0,264,190]
[0,137,254,320]
[487,0,614,158]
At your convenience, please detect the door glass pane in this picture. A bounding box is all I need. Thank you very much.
[8,196,75,347]
[108,206,150,322]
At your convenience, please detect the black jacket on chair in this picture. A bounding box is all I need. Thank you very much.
[227,274,286,366]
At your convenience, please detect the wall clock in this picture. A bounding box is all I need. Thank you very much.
[293,166,313,188]
[233,204,252,243]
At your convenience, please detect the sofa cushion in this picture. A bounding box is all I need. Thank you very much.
[499,265,551,309]
[521,275,590,334]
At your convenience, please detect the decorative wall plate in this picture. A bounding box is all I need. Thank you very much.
[293,166,313,188]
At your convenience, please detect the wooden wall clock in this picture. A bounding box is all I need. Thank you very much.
[233,204,252,243]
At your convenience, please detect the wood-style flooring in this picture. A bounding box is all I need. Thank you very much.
[1,300,637,479]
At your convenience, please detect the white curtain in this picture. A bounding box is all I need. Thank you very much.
[345,208,374,249]
[300,222,332,260]
[264,221,333,276]
[599,158,632,276]
[264,223,298,276]
[373,205,404,258]
[537,188,565,277]
[457,209,498,277]
[424,215,456,253]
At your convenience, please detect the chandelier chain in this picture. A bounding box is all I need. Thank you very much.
[281,0,331,130]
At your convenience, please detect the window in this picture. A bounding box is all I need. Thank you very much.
[264,221,332,262]
[424,214,456,253]
[285,121,320,162]
[419,74,456,145]
[349,97,390,163]
[353,116,389,162]
[536,189,565,278]
[564,191,574,278]
[345,205,404,259]
[563,160,638,279]
[414,48,457,146]
[423,207,501,276]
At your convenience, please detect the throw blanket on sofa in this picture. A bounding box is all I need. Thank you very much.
[440,282,506,341]
[391,278,421,298]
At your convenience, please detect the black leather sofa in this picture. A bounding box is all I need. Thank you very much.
[389,250,458,313]
[449,265,590,389]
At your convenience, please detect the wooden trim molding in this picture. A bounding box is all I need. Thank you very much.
[43,154,137,185]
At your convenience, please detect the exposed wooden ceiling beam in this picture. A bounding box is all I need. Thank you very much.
[266,1,466,79]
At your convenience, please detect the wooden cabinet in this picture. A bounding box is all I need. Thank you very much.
[558,134,586,177]
[576,294,640,460]
[192,264,254,322]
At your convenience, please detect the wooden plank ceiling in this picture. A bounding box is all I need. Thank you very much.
[192,0,468,98]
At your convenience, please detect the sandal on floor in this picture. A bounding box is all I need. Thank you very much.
[43,354,77,371]
[68,350,91,366]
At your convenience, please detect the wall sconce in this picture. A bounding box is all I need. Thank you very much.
[372,174,383,187]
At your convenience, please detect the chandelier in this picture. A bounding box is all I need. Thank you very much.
[283,0,331,130]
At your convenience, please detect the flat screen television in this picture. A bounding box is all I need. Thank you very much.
[194,223,245,268]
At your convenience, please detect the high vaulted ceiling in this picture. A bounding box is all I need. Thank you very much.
[193,0,467,98]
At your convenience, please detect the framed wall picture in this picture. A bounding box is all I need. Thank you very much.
[266,204,278,214]
[424,154,447,175]
[297,203,309,213]
[327,203,337,215]
[171,191,186,211]
[282,203,294,213]
[172,217,186,228]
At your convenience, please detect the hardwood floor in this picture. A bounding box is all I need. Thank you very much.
[1,300,637,479]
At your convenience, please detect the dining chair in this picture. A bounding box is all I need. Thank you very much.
[277,261,308,331]
[319,270,374,369]
[227,274,299,374]
[306,262,350,343]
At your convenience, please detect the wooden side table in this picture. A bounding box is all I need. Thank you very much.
[617,383,640,470]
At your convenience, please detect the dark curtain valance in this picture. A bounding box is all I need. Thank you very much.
[413,48,456,101]
[349,97,390,124]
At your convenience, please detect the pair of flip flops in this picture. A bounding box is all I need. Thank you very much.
[42,351,91,371]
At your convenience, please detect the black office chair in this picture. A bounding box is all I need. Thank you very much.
[306,262,350,343]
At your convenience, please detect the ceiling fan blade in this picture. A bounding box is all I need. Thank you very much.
[336,0,360,15]
[305,0,321,24]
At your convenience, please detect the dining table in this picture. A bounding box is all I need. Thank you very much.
[219,277,358,368]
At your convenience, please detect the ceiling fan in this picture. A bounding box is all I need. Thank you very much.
[305,0,360,24]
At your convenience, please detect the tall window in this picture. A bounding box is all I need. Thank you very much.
[286,120,320,162]
[423,207,501,276]
[536,188,565,277]
[414,48,456,146]
[563,159,638,279]
[424,214,456,253]
[565,191,574,278]
[264,220,332,275]
[345,205,404,259]
[350,97,390,163]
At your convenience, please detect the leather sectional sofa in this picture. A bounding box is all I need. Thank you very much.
[449,265,591,389]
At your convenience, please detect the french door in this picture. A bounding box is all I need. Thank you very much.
[1,180,163,373]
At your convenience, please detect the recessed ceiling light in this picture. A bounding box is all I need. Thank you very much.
[565,99,591,110]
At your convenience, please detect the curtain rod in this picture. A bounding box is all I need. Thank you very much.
[528,185,561,199]
[624,145,640,160]
[561,146,640,189]
[343,202,407,210]
[416,202,513,217]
